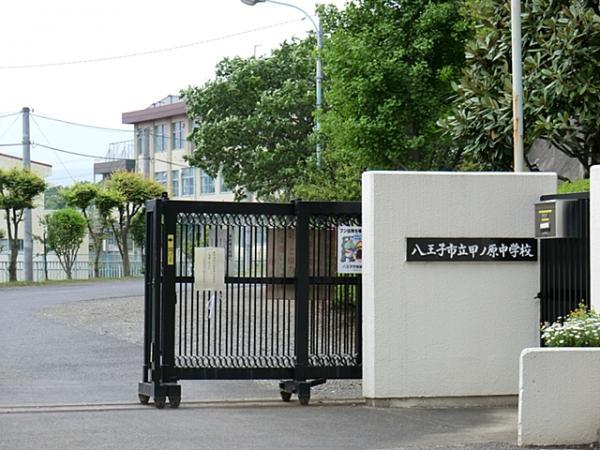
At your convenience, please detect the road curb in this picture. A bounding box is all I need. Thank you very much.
[0,397,365,414]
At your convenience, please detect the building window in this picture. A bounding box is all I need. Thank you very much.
[171,170,180,197]
[172,121,185,150]
[0,238,23,252]
[201,170,215,194]
[154,171,167,188]
[220,175,231,193]
[154,124,166,153]
[181,168,195,196]
[137,127,149,157]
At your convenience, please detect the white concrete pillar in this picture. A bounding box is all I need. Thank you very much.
[362,171,556,406]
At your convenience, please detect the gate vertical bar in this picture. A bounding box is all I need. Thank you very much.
[142,201,155,383]
[150,198,163,386]
[294,201,310,385]
[161,199,177,382]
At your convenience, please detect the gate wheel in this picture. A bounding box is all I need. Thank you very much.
[154,397,166,409]
[280,391,292,402]
[168,396,181,409]
[138,394,150,405]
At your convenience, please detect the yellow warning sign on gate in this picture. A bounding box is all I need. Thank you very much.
[167,234,175,265]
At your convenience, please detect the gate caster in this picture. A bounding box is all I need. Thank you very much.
[154,397,167,409]
[138,394,150,405]
[168,396,181,409]
[280,391,292,402]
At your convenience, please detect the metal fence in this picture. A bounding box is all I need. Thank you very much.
[539,192,590,324]
[139,198,362,408]
[0,259,143,283]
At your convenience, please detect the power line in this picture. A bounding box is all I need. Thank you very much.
[0,19,303,70]
[0,112,20,119]
[31,115,76,182]
[0,143,21,147]
[0,114,21,141]
[32,113,133,133]
[32,143,125,160]
[32,142,192,168]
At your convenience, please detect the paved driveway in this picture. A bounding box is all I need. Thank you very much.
[0,279,281,405]
[0,280,524,449]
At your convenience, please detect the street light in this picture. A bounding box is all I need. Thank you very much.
[241,0,323,167]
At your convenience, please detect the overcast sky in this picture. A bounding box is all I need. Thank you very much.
[0,0,346,185]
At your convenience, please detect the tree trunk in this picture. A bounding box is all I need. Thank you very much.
[121,230,130,277]
[7,214,18,282]
[43,240,48,281]
[93,248,101,278]
[9,243,18,282]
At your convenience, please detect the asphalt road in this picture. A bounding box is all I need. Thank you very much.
[0,279,525,449]
[0,279,279,405]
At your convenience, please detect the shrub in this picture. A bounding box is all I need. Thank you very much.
[557,179,589,194]
[541,303,600,347]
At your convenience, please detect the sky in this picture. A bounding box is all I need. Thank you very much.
[0,0,346,186]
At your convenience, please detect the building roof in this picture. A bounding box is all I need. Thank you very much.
[122,96,187,125]
[0,152,52,168]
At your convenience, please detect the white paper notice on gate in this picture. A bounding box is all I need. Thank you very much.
[194,247,226,293]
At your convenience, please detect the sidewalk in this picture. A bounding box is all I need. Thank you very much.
[0,401,520,450]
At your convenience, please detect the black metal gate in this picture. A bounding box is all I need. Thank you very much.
[138,196,362,408]
[539,192,590,325]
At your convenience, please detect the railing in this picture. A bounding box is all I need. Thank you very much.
[0,259,143,283]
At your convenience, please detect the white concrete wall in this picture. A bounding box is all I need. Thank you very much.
[362,172,556,403]
[518,348,600,446]
[590,166,600,312]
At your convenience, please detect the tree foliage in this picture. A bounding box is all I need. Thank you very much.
[182,39,316,200]
[63,182,109,278]
[441,0,600,174]
[44,185,67,210]
[0,168,46,281]
[47,208,86,279]
[99,171,162,276]
[298,0,471,199]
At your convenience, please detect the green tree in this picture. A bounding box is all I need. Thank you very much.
[182,39,315,200]
[34,214,50,281]
[99,171,162,276]
[441,0,600,174]
[63,182,109,278]
[44,185,67,210]
[299,0,471,199]
[130,209,146,257]
[47,209,86,280]
[0,168,46,281]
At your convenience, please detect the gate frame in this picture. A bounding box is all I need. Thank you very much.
[139,197,362,408]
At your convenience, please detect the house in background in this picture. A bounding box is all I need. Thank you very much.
[0,153,52,259]
[121,95,239,201]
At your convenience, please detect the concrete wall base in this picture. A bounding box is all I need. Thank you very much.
[519,348,600,447]
[366,395,518,409]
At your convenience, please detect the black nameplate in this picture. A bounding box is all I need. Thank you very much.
[407,238,538,262]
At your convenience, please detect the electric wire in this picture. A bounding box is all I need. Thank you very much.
[31,115,76,182]
[32,142,192,169]
[0,112,20,119]
[0,19,304,70]
[0,114,21,141]
[31,113,133,133]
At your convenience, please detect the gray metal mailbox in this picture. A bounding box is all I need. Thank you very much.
[535,199,578,238]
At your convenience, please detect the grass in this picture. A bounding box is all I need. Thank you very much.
[0,276,143,289]
[558,178,589,194]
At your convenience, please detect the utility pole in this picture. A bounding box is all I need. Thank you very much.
[22,107,33,281]
[511,0,525,172]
